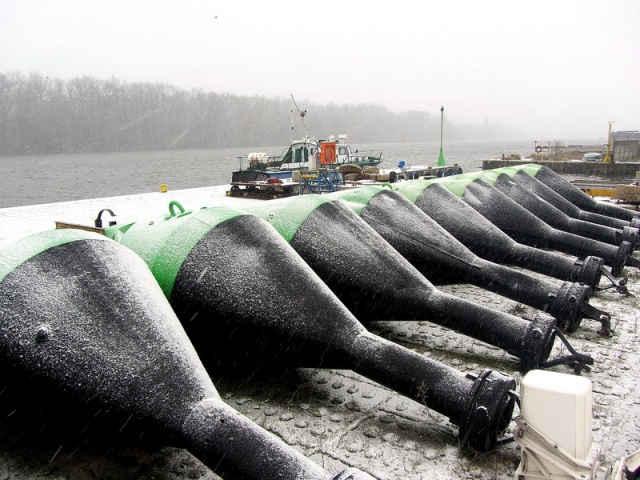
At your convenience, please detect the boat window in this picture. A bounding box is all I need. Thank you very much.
[294,146,309,163]
[339,147,349,156]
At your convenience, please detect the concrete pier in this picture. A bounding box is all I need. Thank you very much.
[482,159,640,180]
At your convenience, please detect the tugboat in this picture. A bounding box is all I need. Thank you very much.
[239,134,383,180]
[233,95,383,183]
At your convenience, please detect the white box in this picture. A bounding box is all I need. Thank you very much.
[520,370,592,460]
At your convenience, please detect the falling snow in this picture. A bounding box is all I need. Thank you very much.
[1,181,639,479]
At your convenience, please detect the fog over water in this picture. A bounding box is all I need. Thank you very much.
[0,0,638,140]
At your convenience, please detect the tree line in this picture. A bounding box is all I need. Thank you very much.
[0,71,522,156]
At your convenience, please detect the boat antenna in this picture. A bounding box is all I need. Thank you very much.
[290,94,309,140]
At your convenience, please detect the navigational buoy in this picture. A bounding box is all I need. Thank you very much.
[0,229,370,479]
[243,195,592,368]
[509,164,640,222]
[462,170,639,248]
[105,204,518,452]
[324,186,607,333]
[389,180,605,292]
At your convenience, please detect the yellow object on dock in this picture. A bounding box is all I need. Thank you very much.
[160,183,168,193]
[581,186,617,197]
[571,180,617,197]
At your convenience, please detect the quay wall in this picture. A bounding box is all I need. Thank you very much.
[482,160,640,179]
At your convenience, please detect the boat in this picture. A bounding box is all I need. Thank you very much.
[237,134,383,180]
[395,160,463,179]
[228,133,385,198]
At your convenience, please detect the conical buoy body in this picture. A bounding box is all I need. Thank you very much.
[0,229,363,479]
[244,196,562,369]
[324,186,599,332]
[436,177,632,276]
[106,206,517,451]
[500,167,639,230]
[482,172,638,248]
[391,180,604,288]
[510,164,640,222]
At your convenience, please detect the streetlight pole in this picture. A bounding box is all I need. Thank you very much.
[437,106,446,166]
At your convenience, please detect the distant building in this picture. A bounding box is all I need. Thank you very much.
[612,130,640,162]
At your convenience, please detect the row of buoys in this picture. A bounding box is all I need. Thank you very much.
[105,204,517,453]
[1,163,637,478]
[480,170,637,246]
[411,176,634,275]
[515,164,640,223]
[241,195,586,367]
[320,187,603,331]
[393,176,637,277]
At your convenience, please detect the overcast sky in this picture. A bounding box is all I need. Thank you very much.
[1,0,638,141]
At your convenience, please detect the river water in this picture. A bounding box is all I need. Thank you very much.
[0,139,596,208]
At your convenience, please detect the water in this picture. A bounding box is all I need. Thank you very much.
[0,139,579,208]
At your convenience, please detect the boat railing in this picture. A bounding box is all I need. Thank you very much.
[236,155,284,172]
[349,149,383,159]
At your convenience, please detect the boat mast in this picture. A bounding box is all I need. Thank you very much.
[290,94,309,141]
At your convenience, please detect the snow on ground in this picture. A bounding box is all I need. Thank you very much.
[0,184,254,250]
[0,185,639,479]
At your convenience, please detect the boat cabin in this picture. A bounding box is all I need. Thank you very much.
[238,134,383,180]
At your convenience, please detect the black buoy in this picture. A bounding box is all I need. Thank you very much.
[0,229,373,480]
[323,186,607,333]
[105,204,517,452]
[243,196,594,366]
[390,179,605,290]
[495,166,639,230]
[477,171,639,248]
[511,164,640,223]
[435,176,636,277]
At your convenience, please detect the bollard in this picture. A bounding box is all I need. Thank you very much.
[323,186,608,332]
[105,204,517,452]
[0,229,374,480]
[432,176,637,277]
[390,180,605,290]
